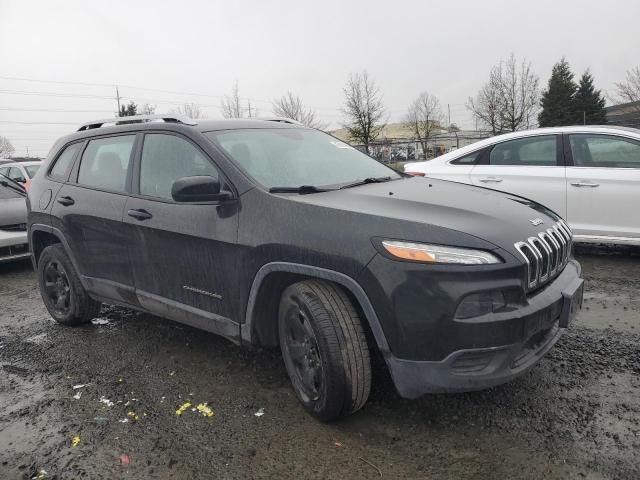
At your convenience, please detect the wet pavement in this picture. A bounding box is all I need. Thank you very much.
[1,245,639,479]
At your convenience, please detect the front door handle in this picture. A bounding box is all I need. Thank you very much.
[57,196,75,206]
[479,177,503,183]
[127,209,153,221]
[570,181,599,188]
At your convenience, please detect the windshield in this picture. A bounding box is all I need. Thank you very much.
[204,128,400,189]
[25,164,40,178]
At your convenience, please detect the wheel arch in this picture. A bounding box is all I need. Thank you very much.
[30,224,88,289]
[241,262,390,354]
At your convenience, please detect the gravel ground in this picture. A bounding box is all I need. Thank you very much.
[1,246,639,479]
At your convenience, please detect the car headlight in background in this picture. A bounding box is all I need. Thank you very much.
[381,240,502,265]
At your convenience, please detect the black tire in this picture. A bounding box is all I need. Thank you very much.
[38,244,101,326]
[278,279,372,421]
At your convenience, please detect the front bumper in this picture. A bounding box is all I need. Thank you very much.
[382,260,583,398]
[0,230,30,264]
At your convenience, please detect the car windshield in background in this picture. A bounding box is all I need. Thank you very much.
[25,165,41,177]
[204,128,401,189]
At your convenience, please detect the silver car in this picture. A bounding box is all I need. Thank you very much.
[0,174,29,263]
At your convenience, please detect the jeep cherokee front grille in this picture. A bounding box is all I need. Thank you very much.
[514,220,572,290]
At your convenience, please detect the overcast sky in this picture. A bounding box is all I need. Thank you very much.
[1,0,639,156]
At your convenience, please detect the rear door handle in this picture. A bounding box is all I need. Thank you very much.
[479,177,503,183]
[127,209,153,221]
[56,196,75,206]
[570,181,599,187]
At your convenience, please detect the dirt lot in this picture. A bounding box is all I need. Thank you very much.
[1,246,639,480]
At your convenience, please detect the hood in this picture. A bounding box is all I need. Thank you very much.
[0,197,28,228]
[292,177,561,252]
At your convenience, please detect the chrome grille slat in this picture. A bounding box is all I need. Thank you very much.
[514,221,572,291]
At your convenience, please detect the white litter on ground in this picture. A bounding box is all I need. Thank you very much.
[73,384,90,389]
[72,391,82,400]
[254,408,265,417]
[99,396,114,407]
[91,318,111,325]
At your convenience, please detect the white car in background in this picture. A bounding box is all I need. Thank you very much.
[0,160,42,191]
[404,126,640,246]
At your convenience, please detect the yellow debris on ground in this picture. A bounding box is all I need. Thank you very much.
[196,403,215,417]
[175,402,192,415]
[127,411,140,421]
[71,435,80,447]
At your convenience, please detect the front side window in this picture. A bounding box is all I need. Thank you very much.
[489,136,557,166]
[570,134,640,168]
[77,135,135,192]
[50,143,81,180]
[4,166,26,183]
[204,128,400,189]
[140,134,218,200]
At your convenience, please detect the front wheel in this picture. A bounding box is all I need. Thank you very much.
[38,244,101,325]
[278,280,372,421]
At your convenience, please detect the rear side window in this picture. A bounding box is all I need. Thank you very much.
[25,165,40,178]
[140,133,218,200]
[50,143,82,180]
[570,134,640,168]
[77,135,135,192]
[489,136,557,166]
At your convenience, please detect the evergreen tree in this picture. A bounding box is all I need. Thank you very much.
[572,71,607,125]
[538,58,577,127]
[118,101,138,117]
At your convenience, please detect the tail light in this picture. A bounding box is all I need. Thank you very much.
[405,171,425,177]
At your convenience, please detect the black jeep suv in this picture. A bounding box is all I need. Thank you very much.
[28,115,583,420]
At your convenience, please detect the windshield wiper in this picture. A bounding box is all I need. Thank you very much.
[0,174,26,196]
[269,185,334,194]
[339,176,393,189]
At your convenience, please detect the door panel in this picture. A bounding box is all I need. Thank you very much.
[50,134,137,304]
[51,185,134,303]
[566,134,640,240]
[469,135,567,218]
[125,132,240,324]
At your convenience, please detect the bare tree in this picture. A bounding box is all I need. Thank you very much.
[220,82,245,118]
[341,71,386,153]
[272,91,329,129]
[467,54,540,134]
[0,136,15,158]
[139,103,157,115]
[406,92,443,159]
[174,102,205,119]
[615,66,640,103]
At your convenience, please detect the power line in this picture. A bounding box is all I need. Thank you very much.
[0,107,114,113]
[0,89,114,100]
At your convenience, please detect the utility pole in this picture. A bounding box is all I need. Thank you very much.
[116,86,121,116]
[447,104,451,127]
[583,111,586,125]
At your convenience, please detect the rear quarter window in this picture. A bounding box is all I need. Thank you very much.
[49,143,82,181]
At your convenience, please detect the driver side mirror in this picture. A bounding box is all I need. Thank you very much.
[171,176,232,203]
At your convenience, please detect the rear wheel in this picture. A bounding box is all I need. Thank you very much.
[38,244,101,325]
[278,280,371,421]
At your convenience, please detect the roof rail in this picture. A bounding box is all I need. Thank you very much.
[77,114,197,132]
[257,117,303,126]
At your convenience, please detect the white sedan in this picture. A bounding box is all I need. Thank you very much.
[404,126,640,246]
[0,160,42,191]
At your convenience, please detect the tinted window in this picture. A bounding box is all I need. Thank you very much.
[77,136,135,192]
[489,136,557,166]
[4,167,25,182]
[205,128,400,188]
[140,134,218,200]
[451,150,482,165]
[50,143,81,180]
[570,134,640,168]
[25,165,40,178]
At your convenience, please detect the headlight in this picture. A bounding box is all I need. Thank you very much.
[381,240,502,265]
